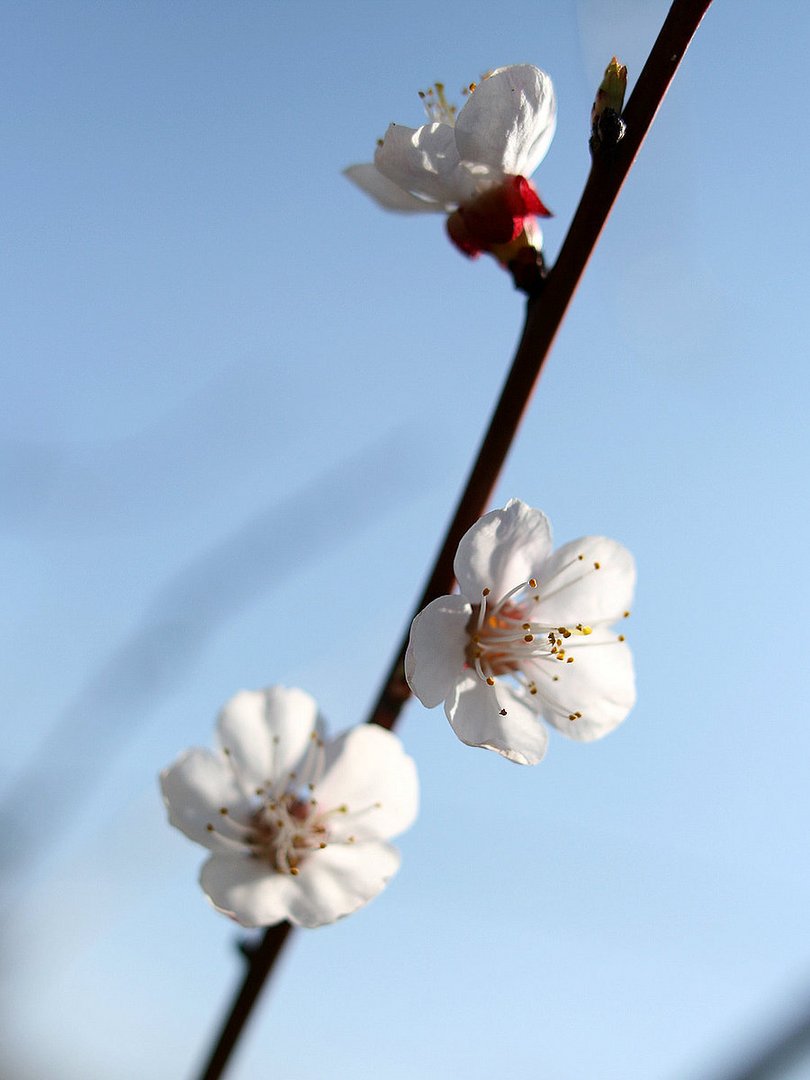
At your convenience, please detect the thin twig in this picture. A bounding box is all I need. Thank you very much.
[196,2,712,1076]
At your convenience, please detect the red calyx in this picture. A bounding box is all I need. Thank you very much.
[446,176,552,259]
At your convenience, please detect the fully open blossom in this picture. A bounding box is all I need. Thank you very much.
[344,65,556,259]
[160,686,418,928]
[405,500,635,766]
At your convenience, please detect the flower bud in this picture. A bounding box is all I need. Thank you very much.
[590,56,628,154]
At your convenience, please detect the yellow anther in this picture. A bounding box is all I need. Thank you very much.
[578,554,584,561]
[624,610,631,618]
[552,675,560,681]
[618,634,625,642]
[482,587,490,596]
[528,577,538,588]
[219,807,228,816]
[206,823,214,832]
[566,657,575,663]
[524,634,534,642]
[594,562,601,570]
[522,623,531,630]
[319,842,327,849]
[290,866,299,876]
[486,676,495,686]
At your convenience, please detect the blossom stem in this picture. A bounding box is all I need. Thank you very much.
[195,1,712,1076]
[197,923,292,1080]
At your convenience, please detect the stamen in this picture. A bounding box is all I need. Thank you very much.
[418,81,458,124]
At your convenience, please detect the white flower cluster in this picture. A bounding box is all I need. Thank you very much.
[161,500,634,926]
[161,66,636,929]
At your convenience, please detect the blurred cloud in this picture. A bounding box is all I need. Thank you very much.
[0,356,310,534]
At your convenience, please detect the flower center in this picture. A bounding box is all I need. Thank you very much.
[248,793,329,876]
[465,577,593,693]
[207,731,389,874]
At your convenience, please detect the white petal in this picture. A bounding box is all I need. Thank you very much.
[201,843,401,928]
[536,537,635,627]
[530,631,635,742]
[374,122,462,207]
[288,842,401,927]
[215,686,319,792]
[343,164,440,213]
[405,594,471,708]
[446,673,548,765]
[455,65,557,177]
[160,748,249,853]
[200,853,300,927]
[454,499,553,601]
[315,725,418,842]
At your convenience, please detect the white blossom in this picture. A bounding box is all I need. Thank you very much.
[345,65,556,257]
[160,686,419,927]
[405,500,635,765]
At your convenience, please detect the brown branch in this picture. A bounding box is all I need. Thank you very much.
[195,2,712,1076]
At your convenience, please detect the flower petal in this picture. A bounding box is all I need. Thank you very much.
[405,594,472,708]
[454,498,553,601]
[160,748,248,853]
[314,724,418,842]
[343,164,440,213]
[455,65,557,178]
[215,686,319,793]
[200,842,401,928]
[374,122,462,207]
[446,673,548,765]
[530,630,635,741]
[286,842,401,927]
[536,536,635,627]
[199,852,300,927]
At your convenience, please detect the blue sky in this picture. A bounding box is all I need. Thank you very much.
[3,2,810,1078]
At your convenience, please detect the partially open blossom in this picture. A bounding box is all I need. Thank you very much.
[405,500,635,766]
[160,686,418,928]
[344,65,556,260]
